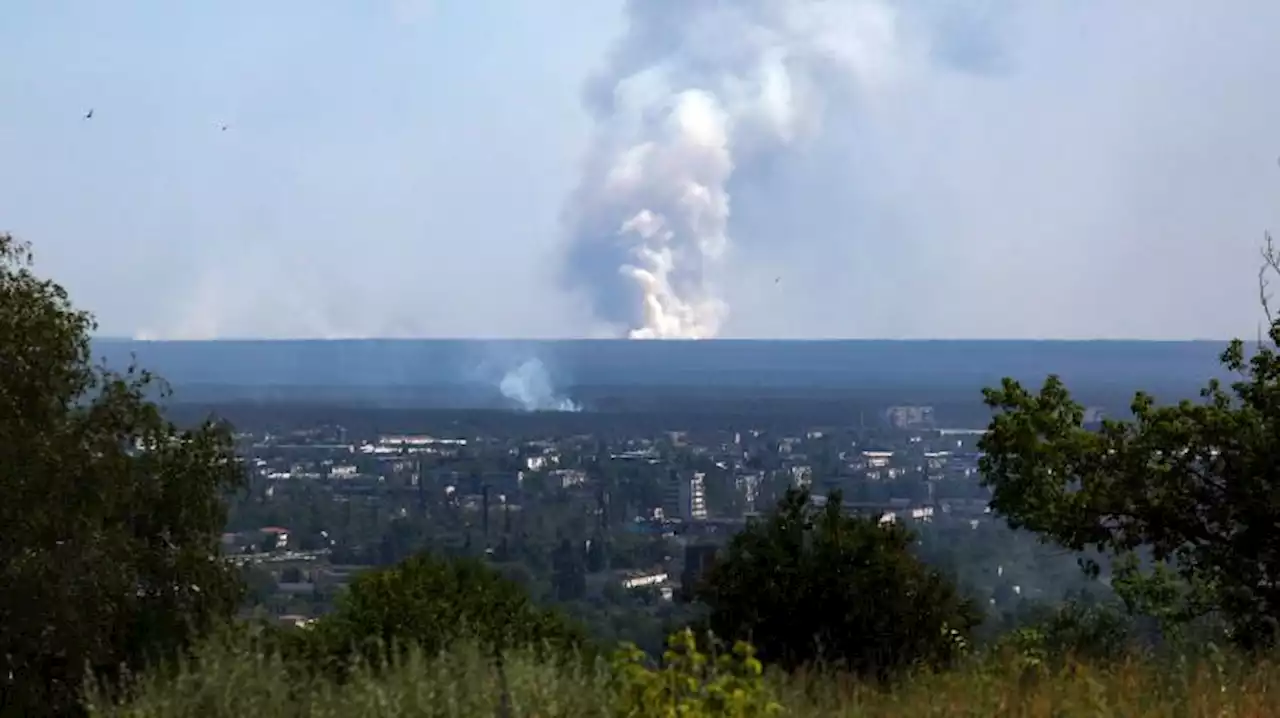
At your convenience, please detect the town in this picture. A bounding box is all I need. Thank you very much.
[222,403,1106,649]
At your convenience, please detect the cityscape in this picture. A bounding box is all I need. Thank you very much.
[222,402,1104,650]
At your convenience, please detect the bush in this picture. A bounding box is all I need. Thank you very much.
[993,600,1139,671]
[280,552,589,679]
[610,628,783,717]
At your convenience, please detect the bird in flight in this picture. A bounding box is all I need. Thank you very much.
[84,108,93,119]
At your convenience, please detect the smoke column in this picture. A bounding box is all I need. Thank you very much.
[499,358,581,412]
[562,0,905,339]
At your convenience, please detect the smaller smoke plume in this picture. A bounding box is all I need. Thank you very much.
[499,358,581,412]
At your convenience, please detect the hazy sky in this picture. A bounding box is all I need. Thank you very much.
[2,1,1279,340]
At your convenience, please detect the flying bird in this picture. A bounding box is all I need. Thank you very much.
[83,109,93,119]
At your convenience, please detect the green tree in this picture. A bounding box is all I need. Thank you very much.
[0,235,244,715]
[586,534,609,573]
[695,487,980,679]
[241,566,279,607]
[997,599,1139,665]
[299,551,587,675]
[552,536,587,601]
[978,236,1280,649]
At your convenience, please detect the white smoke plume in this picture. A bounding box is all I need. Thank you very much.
[562,0,907,340]
[498,357,581,412]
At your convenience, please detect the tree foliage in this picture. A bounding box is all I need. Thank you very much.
[979,235,1280,649]
[0,234,245,715]
[695,487,980,679]
[294,551,588,676]
[995,599,1142,670]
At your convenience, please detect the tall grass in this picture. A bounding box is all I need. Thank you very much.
[87,633,1280,717]
[85,634,615,718]
[780,652,1280,717]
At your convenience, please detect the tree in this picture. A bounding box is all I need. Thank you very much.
[241,565,279,607]
[695,488,980,679]
[300,551,587,675]
[0,235,244,715]
[978,234,1280,649]
[995,599,1139,669]
[552,536,587,601]
[586,534,609,573]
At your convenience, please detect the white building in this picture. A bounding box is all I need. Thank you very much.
[620,570,669,590]
[329,464,359,479]
[789,465,813,488]
[885,405,935,429]
[550,469,587,488]
[664,471,708,521]
[861,450,894,468]
[735,472,763,508]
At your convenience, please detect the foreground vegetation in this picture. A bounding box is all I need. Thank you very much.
[89,629,1280,718]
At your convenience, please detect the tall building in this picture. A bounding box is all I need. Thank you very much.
[663,470,708,521]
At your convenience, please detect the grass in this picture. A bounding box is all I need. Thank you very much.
[86,632,1280,717]
[779,655,1279,717]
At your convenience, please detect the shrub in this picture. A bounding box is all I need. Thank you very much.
[293,552,589,679]
[611,628,783,717]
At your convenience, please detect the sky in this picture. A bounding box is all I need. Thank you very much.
[2,0,1279,340]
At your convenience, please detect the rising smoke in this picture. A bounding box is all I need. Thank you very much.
[498,357,581,412]
[561,0,907,340]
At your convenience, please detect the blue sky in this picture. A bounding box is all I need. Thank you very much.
[3,1,1279,340]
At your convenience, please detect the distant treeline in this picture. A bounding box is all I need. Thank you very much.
[163,379,1187,437]
[98,338,1229,392]
[116,338,1232,429]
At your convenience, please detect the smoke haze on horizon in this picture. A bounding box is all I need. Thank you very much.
[2,1,1280,340]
